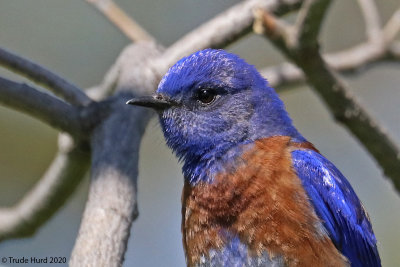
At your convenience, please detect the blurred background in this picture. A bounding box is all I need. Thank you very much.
[0,0,399,266]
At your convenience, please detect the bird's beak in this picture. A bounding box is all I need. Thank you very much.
[126,94,175,110]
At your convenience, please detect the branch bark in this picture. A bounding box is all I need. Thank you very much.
[0,76,84,136]
[383,9,400,45]
[85,0,155,42]
[0,47,91,106]
[260,36,398,88]
[70,42,162,267]
[259,4,400,88]
[153,0,302,77]
[255,0,400,190]
[87,0,303,99]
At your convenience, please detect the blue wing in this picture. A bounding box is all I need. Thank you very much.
[291,149,381,267]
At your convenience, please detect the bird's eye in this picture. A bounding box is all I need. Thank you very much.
[197,89,217,104]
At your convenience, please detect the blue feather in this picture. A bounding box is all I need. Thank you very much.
[203,235,284,267]
[291,149,381,267]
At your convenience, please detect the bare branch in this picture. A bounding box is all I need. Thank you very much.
[85,0,155,42]
[70,42,162,267]
[0,47,91,106]
[357,0,382,42]
[325,42,385,69]
[261,63,304,88]
[253,8,294,53]
[86,41,164,101]
[255,2,400,191]
[0,76,84,136]
[154,0,302,76]
[383,9,400,45]
[86,60,119,101]
[0,134,89,241]
[261,40,396,88]
[86,0,303,100]
[259,4,400,88]
[255,0,332,51]
[295,0,332,49]
[298,52,400,190]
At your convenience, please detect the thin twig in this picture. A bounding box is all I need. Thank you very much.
[259,4,400,88]
[301,53,400,190]
[255,1,400,191]
[85,0,155,42]
[253,8,294,53]
[261,63,304,88]
[154,0,302,77]
[86,60,120,101]
[357,0,382,42]
[261,40,395,88]
[383,9,400,45]
[0,47,91,106]
[0,134,89,241]
[89,0,303,99]
[295,0,331,49]
[0,76,83,136]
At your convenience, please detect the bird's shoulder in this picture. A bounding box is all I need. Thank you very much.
[291,147,381,267]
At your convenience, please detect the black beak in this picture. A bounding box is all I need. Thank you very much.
[126,94,175,110]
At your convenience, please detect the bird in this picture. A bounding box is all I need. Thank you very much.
[127,49,381,267]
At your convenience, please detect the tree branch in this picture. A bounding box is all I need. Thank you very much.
[383,9,400,45]
[86,60,120,101]
[301,52,400,190]
[261,62,304,88]
[153,0,302,77]
[357,0,382,42]
[0,134,89,241]
[70,42,162,267]
[255,0,400,191]
[0,76,84,136]
[295,0,331,49]
[85,0,155,42]
[88,0,303,99]
[0,47,91,106]
[260,41,397,88]
[259,4,400,88]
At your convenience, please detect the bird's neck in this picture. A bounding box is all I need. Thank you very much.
[181,87,306,185]
[182,141,245,185]
[248,87,305,143]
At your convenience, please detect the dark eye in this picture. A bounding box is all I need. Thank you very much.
[197,89,217,104]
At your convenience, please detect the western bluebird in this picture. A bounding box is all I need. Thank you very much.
[127,49,381,267]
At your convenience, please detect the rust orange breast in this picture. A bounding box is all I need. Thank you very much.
[181,136,348,267]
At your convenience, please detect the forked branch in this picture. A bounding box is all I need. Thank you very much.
[0,76,84,136]
[0,47,91,106]
[255,0,400,190]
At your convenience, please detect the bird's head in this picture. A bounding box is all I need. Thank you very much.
[128,49,303,183]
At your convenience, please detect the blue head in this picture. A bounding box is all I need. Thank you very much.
[127,49,304,184]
